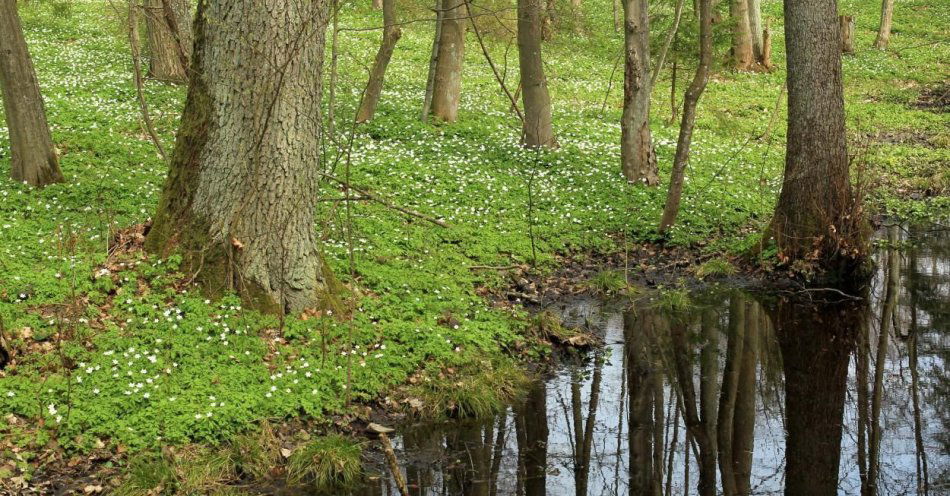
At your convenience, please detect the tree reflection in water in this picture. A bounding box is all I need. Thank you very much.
[354,223,947,496]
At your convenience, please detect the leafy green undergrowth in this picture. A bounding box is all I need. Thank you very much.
[0,0,947,485]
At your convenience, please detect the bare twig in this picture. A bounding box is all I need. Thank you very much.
[128,1,168,162]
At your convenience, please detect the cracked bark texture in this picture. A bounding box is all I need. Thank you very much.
[769,0,865,273]
[0,0,64,187]
[620,0,657,185]
[430,0,465,122]
[146,0,330,314]
[518,0,556,148]
[145,0,193,83]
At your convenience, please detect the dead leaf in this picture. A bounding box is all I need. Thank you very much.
[83,485,104,494]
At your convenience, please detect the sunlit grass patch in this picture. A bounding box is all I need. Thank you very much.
[286,434,363,488]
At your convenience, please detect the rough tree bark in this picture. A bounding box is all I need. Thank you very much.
[145,0,192,83]
[620,0,658,185]
[430,0,466,122]
[518,0,557,148]
[356,0,402,123]
[658,0,712,233]
[768,0,867,275]
[730,0,754,70]
[145,0,331,314]
[873,0,894,49]
[0,0,64,187]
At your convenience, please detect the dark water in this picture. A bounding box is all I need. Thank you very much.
[356,223,949,496]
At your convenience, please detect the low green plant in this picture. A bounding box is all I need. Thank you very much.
[694,257,737,279]
[585,269,634,296]
[286,434,362,488]
[114,452,176,496]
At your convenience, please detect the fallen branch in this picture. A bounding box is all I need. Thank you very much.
[319,172,450,228]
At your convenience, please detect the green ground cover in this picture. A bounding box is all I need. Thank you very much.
[0,0,946,485]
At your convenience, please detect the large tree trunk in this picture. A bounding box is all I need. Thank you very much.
[769,0,866,275]
[145,0,192,83]
[658,0,713,233]
[873,0,894,49]
[0,0,64,187]
[730,0,754,70]
[356,0,401,123]
[620,0,658,185]
[146,0,331,314]
[518,0,557,148]
[430,0,465,122]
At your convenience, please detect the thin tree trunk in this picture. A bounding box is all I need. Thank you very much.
[421,0,444,122]
[144,0,190,83]
[652,0,686,88]
[658,0,712,233]
[620,0,658,185]
[732,301,759,495]
[0,0,64,187]
[873,0,894,49]
[145,0,331,314]
[356,0,402,123]
[430,0,466,122]
[747,0,764,61]
[518,0,557,148]
[717,296,745,496]
[768,0,866,272]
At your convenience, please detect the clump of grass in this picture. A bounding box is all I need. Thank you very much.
[693,257,737,279]
[174,446,235,494]
[114,452,176,496]
[585,269,630,296]
[286,434,362,488]
[531,310,598,348]
[654,288,693,313]
[404,358,528,418]
[228,422,281,481]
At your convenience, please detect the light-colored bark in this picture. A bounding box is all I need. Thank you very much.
[0,0,64,187]
[430,0,466,122]
[658,0,713,233]
[730,0,754,70]
[620,0,658,185]
[873,0,894,49]
[146,0,331,314]
[356,0,402,123]
[518,0,557,148]
[769,0,866,273]
[144,0,191,83]
[841,15,856,54]
[652,0,685,87]
[748,0,764,60]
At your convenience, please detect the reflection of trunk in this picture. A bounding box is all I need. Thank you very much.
[856,315,870,491]
[625,311,662,496]
[658,0,713,233]
[403,429,438,493]
[907,243,930,494]
[867,225,900,495]
[520,383,548,496]
[732,301,758,495]
[775,297,860,496]
[669,318,717,496]
[356,0,402,123]
[518,0,557,148]
[573,356,604,496]
[699,309,720,457]
[448,425,490,496]
[718,296,746,496]
[488,416,508,496]
[430,0,466,122]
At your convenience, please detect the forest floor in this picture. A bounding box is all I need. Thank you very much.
[0,0,947,493]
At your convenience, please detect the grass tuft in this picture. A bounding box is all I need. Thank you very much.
[286,434,362,488]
